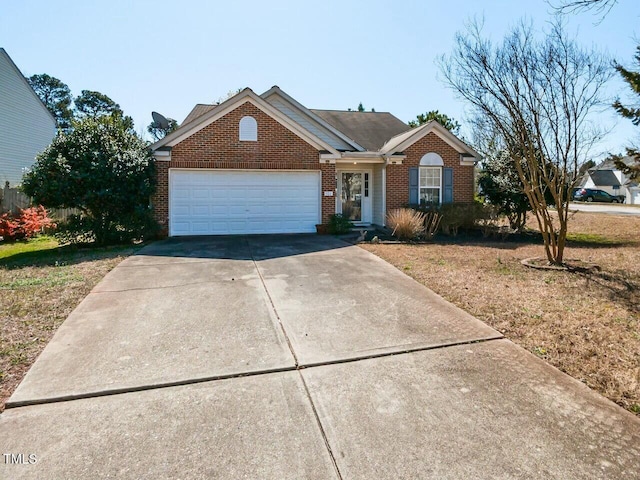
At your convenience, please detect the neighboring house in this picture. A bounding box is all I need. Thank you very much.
[582,157,639,205]
[150,87,478,236]
[0,48,56,187]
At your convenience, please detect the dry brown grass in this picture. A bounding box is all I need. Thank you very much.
[0,242,138,410]
[362,211,640,415]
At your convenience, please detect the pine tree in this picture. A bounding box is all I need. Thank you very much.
[613,46,640,179]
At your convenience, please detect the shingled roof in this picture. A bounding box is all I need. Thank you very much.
[589,169,621,187]
[182,103,216,125]
[180,103,412,152]
[310,110,410,151]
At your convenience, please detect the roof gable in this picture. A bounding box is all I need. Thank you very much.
[311,109,409,151]
[380,120,479,158]
[151,88,339,155]
[182,104,216,125]
[588,170,621,187]
[261,87,364,152]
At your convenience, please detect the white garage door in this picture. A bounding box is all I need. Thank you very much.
[169,169,321,236]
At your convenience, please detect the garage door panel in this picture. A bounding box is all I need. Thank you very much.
[191,205,210,215]
[170,170,320,236]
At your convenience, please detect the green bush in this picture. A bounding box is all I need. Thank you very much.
[22,114,157,246]
[327,214,353,234]
[412,201,494,236]
[438,202,492,236]
[55,208,158,246]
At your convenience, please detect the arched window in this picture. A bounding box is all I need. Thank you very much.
[419,152,444,166]
[419,153,444,204]
[239,116,257,141]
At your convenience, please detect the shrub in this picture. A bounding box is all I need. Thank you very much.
[476,204,503,238]
[477,152,530,231]
[387,208,426,240]
[437,202,490,236]
[55,207,158,246]
[22,114,157,246]
[0,206,56,242]
[422,210,442,240]
[327,214,353,234]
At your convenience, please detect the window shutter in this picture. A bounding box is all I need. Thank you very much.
[409,167,419,205]
[443,168,453,203]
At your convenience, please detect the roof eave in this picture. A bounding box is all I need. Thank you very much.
[151,88,340,155]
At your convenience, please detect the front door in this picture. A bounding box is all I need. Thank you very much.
[339,171,372,224]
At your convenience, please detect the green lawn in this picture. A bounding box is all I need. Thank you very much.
[0,235,59,260]
[0,235,143,410]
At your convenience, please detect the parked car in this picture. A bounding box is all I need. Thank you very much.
[573,188,625,203]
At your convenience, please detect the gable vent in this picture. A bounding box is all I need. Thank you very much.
[239,116,258,141]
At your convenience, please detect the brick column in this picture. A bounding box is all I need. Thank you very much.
[152,161,169,237]
[320,163,336,224]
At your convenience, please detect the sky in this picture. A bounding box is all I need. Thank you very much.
[1,0,638,159]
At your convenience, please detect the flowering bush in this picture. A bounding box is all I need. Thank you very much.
[0,206,56,242]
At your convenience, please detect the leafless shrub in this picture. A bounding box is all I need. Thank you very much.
[423,211,442,240]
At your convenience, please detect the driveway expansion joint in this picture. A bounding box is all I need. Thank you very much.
[91,279,234,294]
[245,236,300,367]
[298,370,344,480]
[5,337,506,410]
[4,366,298,410]
[244,236,344,479]
[297,335,505,370]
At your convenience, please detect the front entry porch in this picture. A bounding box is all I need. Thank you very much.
[335,163,385,227]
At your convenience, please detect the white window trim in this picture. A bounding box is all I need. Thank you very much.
[419,166,442,205]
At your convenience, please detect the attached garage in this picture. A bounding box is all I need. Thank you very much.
[169,169,321,236]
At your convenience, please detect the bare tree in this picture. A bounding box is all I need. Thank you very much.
[440,20,612,265]
[550,0,618,15]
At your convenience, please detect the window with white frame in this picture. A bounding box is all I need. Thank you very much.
[419,153,444,205]
[239,116,257,141]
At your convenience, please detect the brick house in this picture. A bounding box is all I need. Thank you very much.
[150,87,478,236]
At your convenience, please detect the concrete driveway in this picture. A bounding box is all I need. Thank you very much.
[2,235,639,479]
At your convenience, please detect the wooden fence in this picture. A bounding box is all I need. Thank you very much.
[0,184,78,221]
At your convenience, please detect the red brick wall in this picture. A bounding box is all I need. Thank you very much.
[386,132,475,212]
[152,102,335,235]
[320,163,336,224]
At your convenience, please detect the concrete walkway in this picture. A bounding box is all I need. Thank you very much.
[2,235,639,479]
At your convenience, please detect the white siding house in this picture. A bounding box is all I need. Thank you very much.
[583,158,640,204]
[0,48,56,187]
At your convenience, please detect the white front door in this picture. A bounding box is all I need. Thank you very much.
[338,170,372,224]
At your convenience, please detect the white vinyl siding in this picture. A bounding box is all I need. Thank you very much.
[0,49,56,187]
[265,97,353,151]
[419,167,442,205]
[170,170,320,236]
